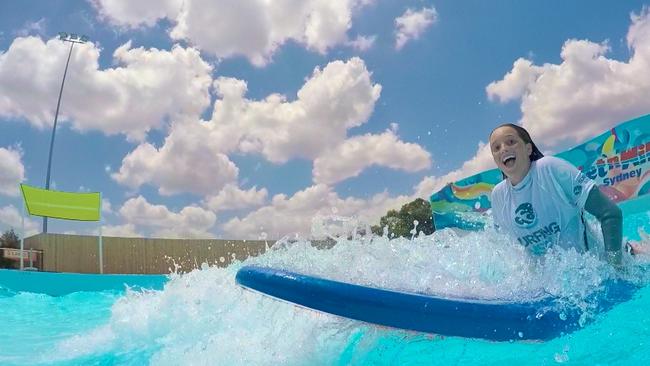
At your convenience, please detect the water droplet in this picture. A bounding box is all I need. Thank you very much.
[554,353,569,363]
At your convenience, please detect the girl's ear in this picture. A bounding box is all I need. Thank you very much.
[525,142,533,157]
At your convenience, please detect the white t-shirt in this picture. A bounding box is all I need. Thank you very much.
[490,156,596,255]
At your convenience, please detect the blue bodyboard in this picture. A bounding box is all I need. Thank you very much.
[236,265,637,341]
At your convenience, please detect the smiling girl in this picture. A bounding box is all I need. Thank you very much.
[488,123,630,266]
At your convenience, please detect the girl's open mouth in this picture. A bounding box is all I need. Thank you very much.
[502,154,516,168]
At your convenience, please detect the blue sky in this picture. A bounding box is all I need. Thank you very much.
[1,0,649,239]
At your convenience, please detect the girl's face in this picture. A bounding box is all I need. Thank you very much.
[489,126,533,182]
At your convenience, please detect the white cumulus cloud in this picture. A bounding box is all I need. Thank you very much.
[486,58,544,103]
[92,0,183,28]
[0,37,212,141]
[313,130,432,185]
[0,205,39,237]
[112,58,382,196]
[119,196,216,239]
[221,184,411,239]
[101,223,142,238]
[101,198,113,215]
[414,142,496,199]
[93,0,374,66]
[0,146,25,197]
[394,7,438,50]
[203,184,268,212]
[209,57,382,162]
[111,121,240,196]
[486,7,650,147]
[347,35,376,51]
[15,18,47,37]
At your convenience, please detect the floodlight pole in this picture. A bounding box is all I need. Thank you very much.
[43,33,88,233]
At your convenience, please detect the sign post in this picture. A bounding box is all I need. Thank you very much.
[20,184,102,272]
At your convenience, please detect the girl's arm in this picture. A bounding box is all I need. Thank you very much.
[584,187,623,266]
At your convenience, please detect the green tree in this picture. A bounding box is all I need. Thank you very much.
[371,198,435,238]
[0,228,20,268]
[0,229,20,249]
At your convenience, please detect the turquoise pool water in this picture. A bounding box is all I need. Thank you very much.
[1,210,649,365]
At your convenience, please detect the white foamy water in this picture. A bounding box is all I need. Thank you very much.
[38,217,650,366]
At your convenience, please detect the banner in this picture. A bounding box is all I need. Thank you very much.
[430,114,650,230]
[21,184,101,221]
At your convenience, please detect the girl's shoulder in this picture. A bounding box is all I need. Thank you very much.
[491,179,508,201]
[533,156,577,176]
[534,155,564,168]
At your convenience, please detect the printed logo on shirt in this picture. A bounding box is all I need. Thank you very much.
[577,172,587,184]
[573,185,582,196]
[574,173,588,196]
[517,222,561,251]
[514,203,537,228]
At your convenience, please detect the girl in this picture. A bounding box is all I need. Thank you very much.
[488,124,632,266]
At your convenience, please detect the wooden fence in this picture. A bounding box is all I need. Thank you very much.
[23,233,275,274]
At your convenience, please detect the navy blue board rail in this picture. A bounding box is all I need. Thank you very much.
[236,265,638,341]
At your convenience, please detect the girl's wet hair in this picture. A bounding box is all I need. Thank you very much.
[490,123,544,179]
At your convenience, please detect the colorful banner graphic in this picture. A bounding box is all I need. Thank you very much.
[430,114,650,230]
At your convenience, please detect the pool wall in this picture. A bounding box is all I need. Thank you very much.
[0,268,168,295]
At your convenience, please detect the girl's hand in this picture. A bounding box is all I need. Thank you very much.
[626,241,648,255]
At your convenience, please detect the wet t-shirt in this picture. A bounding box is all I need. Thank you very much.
[490,156,596,255]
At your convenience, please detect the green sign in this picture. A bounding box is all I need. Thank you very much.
[20,184,101,221]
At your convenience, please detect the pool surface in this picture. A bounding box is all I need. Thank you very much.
[0,209,649,365]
